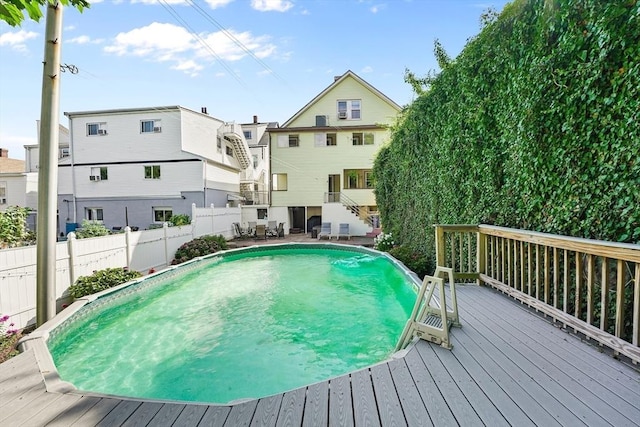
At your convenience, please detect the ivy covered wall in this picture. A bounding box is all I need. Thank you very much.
[373,0,640,264]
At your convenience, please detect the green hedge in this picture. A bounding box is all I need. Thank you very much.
[374,0,640,268]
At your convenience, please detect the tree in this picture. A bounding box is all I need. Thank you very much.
[0,206,33,248]
[0,0,89,26]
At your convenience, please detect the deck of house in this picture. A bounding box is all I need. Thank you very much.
[2,283,639,426]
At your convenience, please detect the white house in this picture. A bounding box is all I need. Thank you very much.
[268,70,401,237]
[0,148,36,218]
[58,106,252,233]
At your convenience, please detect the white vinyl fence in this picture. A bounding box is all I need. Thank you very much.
[0,204,239,329]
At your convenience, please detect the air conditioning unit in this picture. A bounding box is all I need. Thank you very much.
[89,175,101,181]
[0,198,6,204]
[338,111,348,119]
[97,129,107,135]
[153,127,162,132]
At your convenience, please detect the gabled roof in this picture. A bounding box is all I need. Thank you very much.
[281,70,401,128]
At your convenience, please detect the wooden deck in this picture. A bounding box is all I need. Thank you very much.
[1,285,639,426]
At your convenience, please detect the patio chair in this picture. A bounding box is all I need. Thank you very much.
[233,222,249,239]
[267,220,278,237]
[247,221,257,236]
[318,222,332,240]
[337,223,350,240]
[254,224,267,240]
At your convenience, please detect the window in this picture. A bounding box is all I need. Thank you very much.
[352,133,363,145]
[364,133,374,145]
[272,173,288,191]
[90,167,108,181]
[87,122,107,136]
[252,154,258,168]
[85,207,103,221]
[257,208,268,220]
[243,130,252,139]
[217,137,222,152]
[141,120,161,133]
[144,165,161,179]
[153,207,173,222]
[226,146,234,157]
[315,133,337,147]
[344,169,372,189]
[365,171,374,188]
[0,184,6,204]
[288,135,299,147]
[337,100,361,120]
[60,147,70,158]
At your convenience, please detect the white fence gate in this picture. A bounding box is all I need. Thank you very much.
[0,204,240,329]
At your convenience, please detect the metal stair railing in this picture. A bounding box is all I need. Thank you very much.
[395,266,460,351]
[339,193,374,226]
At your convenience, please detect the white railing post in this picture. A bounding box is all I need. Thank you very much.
[67,232,77,286]
[190,204,196,239]
[210,203,215,235]
[163,222,169,266]
[124,226,132,270]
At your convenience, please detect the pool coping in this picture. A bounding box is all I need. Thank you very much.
[18,242,422,406]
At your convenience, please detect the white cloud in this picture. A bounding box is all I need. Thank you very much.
[104,23,277,75]
[205,0,235,7]
[68,35,104,45]
[65,25,76,31]
[0,30,38,52]
[361,66,373,73]
[370,3,387,13]
[251,0,294,12]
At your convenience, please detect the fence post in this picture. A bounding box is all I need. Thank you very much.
[210,203,215,235]
[435,225,445,268]
[67,232,77,285]
[163,222,169,266]
[124,226,132,270]
[191,203,197,239]
[477,230,486,286]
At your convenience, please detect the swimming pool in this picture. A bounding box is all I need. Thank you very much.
[44,244,419,404]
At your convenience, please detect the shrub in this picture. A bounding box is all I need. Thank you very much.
[0,314,22,364]
[0,206,32,249]
[68,267,142,299]
[169,214,191,226]
[74,220,110,239]
[373,232,395,252]
[172,235,228,265]
[388,245,433,279]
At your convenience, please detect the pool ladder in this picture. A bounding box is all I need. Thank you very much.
[395,266,460,351]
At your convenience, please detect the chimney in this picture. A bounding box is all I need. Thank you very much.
[0,148,8,158]
[253,115,258,124]
[201,107,208,115]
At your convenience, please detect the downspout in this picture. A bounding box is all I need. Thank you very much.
[69,115,77,225]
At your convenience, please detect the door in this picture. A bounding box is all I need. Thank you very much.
[328,174,340,202]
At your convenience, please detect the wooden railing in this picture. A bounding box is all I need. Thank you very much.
[434,224,640,364]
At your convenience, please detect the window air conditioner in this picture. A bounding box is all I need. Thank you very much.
[97,129,107,135]
[90,175,101,181]
[153,127,162,132]
[0,198,6,204]
[338,111,347,119]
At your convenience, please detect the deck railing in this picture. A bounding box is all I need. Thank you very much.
[434,224,640,364]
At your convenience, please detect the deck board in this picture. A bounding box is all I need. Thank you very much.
[461,286,638,426]
[2,285,639,427]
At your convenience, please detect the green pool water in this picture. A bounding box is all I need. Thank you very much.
[48,247,417,404]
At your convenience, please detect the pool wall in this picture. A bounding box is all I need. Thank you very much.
[18,242,423,403]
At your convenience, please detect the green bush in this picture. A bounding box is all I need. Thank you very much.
[0,206,32,248]
[388,246,433,279]
[172,235,228,265]
[68,267,142,299]
[74,220,110,239]
[373,0,640,261]
[169,214,191,226]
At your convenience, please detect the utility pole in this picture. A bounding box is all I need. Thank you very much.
[36,2,63,326]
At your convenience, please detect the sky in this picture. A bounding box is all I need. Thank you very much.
[0,0,510,160]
